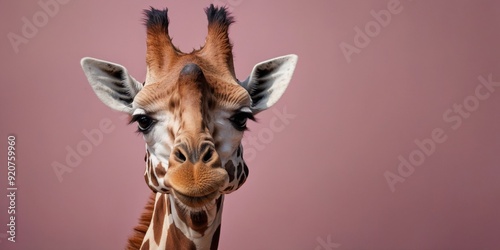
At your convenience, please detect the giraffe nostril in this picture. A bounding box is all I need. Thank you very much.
[174,149,187,163]
[202,147,214,163]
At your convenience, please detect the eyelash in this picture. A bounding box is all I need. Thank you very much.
[229,112,255,131]
[130,114,156,134]
[128,111,254,133]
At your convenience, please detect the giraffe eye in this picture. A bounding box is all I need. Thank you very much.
[131,115,156,133]
[229,112,254,131]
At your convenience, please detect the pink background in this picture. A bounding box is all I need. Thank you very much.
[1,0,500,249]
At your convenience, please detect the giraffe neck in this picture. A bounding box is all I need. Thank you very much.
[140,193,224,250]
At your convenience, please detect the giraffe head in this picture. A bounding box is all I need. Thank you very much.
[81,5,297,210]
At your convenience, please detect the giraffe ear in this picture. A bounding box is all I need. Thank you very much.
[240,54,298,114]
[80,57,143,114]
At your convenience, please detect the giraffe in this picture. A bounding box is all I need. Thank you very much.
[80,5,297,250]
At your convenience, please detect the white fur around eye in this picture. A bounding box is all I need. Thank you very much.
[142,112,173,163]
[213,110,244,160]
[239,107,251,113]
[132,108,146,116]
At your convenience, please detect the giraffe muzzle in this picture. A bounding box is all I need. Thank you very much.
[165,143,228,207]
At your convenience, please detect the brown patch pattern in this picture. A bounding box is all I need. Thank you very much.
[173,200,188,227]
[149,159,159,187]
[210,197,224,250]
[215,196,223,211]
[128,5,256,250]
[153,194,167,245]
[167,195,172,215]
[144,173,149,187]
[126,193,155,250]
[237,176,247,189]
[210,225,221,250]
[224,161,236,183]
[173,200,208,235]
[166,224,196,250]
[236,162,243,178]
[243,162,248,177]
[155,162,166,178]
[140,239,149,250]
[189,211,209,235]
[236,145,242,157]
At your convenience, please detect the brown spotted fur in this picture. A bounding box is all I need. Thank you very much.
[127,192,155,250]
[125,5,246,249]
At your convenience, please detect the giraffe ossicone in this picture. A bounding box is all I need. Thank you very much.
[81,4,297,250]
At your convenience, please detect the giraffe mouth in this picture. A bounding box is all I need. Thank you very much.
[172,189,219,207]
